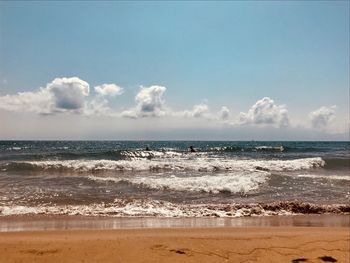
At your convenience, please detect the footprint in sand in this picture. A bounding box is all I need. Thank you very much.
[318,256,337,262]
[292,258,308,262]
[169,249,186,255]
[22,249,60,256]
[291,256,338,263]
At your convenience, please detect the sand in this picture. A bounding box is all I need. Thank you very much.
[0,226,349,263]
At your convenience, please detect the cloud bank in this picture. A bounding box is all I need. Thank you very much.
[0,88,52,114]
[0,76,345,135]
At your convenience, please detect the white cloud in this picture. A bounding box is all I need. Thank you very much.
[309,106,336,129]
[186,103,209,118]
[238,97,289,127]
[218,106,230,120]
[176,103,232,121]
[119,110,138,119]
[85,98,116,117]
[136,85,166,115]
[0,88,53,114]
[47,77,89,111]
[121,85,167,118]
[177,103,216,120]
[0,77,90,114]
[94,84,123,97]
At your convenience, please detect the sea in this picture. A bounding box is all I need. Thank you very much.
[0,141,349,217]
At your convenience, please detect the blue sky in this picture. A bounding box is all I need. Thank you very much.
[0,1,349,140]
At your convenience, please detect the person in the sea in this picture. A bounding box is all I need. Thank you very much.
[189,146,196,152]
[145,146,151,151]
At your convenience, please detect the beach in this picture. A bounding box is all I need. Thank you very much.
[0,215,349,263]
[0,141,349,262]
[0,225,349,263]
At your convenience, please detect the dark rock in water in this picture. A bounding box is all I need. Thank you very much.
[319,256,337,262]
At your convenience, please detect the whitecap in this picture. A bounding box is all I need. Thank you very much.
[88,171,269,194]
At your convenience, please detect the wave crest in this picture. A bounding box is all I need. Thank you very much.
[1,157,325,173]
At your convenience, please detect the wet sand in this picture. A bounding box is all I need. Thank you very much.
[0,226,349,263]
[1,214,349,232]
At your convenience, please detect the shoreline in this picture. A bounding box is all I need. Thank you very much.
[0,214,349,232]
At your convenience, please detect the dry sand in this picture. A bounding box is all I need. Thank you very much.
[0,227,349,263]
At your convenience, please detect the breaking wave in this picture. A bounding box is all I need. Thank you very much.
[1,157,325,173]
[0,199,349,217]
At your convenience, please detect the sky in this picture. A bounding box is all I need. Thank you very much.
[0,1,349,140]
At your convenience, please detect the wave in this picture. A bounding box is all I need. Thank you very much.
[207,145,343,153]
[1,144,348,164]
[209,146,284,152]
[254,146,284,152]
[296,174,350,181]
[0,157,325,173]
[0,199,349,217]
[6,147,24,151]
[0,149,185,162]
[88,171,268,194]
[1,150,124,160]
[121,150,182,159]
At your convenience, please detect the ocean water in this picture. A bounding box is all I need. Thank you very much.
[0,141,349,217]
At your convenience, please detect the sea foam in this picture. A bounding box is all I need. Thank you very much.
[88,171,269,194]
[0,199,349,217]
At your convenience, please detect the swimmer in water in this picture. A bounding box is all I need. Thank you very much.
[189,146,196,152]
